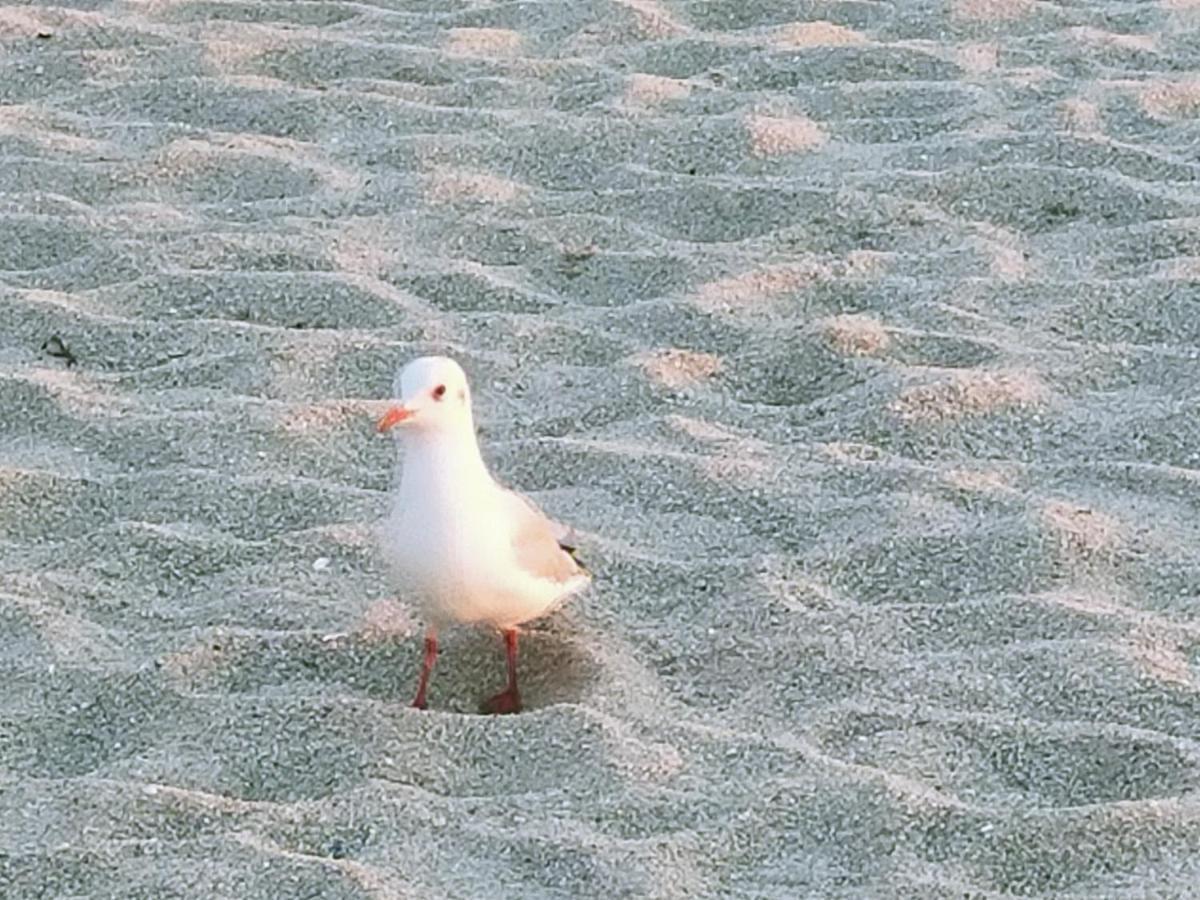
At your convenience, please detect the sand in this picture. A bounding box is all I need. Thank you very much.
[2,0,1200,897]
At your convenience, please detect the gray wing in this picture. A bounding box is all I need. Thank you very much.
[501,489,588,582]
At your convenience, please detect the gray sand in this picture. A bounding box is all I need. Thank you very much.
[3,0,1200,897]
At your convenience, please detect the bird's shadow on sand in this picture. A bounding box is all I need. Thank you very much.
[174,613,594,715]
[426,618,595,714]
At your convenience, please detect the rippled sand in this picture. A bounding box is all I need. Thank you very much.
[3,1,1200,896]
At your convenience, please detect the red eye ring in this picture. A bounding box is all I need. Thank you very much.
[432,384,446,401]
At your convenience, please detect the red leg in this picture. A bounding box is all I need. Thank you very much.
[412,629,438,710]
[481,628,522,715]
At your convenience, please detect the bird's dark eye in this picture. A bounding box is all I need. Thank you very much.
[432,384,446,401]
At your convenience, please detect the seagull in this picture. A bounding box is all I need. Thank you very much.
[377,356,590,714]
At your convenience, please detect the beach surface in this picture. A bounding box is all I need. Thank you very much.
[3,1,1200,896]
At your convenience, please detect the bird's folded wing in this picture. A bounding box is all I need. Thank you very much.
[502,489,585,584]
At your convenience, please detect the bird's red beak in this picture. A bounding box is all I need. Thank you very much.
[377,405,413,432]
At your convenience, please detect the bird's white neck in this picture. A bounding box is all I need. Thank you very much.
[397,424,492,503]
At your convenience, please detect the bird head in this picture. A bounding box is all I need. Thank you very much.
[377,356,474,436]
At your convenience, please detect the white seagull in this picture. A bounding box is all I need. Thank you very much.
[377,356,591,713]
